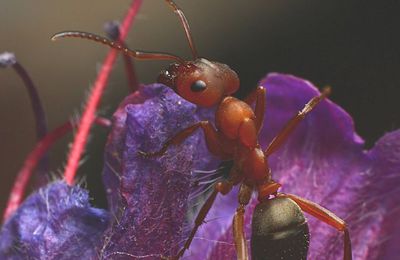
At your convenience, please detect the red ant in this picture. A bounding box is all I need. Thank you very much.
[52,0,352,259]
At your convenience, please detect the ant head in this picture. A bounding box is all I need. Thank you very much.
[158,58,239,107]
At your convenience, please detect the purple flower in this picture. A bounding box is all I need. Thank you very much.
[0,181,109,259]
[188,73,400,260]
[98,73,400,259]
[1,73,399,259]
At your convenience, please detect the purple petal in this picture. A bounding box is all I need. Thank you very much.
[258,73,367,219]
[358,129,400,259]
[202,73,400,260]
[100,84,217,258]
[0,181,109,259]
[187,187,239,259]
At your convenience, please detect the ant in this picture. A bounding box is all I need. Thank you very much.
[52,0,352,259]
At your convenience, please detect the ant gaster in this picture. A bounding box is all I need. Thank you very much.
[52,0,352,259]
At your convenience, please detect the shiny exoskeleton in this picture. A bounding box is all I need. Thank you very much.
[252,197,310,260]
[51,1,352,259]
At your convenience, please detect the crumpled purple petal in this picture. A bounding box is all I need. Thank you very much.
[362,130,400,260]
[100,84,217,259]
[0,180,109,259]
[192,73,400,260]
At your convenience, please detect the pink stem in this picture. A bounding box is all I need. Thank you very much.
[63,0,143,185]
[3,118,111,222]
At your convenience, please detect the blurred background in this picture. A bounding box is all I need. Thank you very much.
[0,0,399,212]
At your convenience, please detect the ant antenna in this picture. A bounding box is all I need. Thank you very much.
[51,31,185,64]
[165,0,198,59]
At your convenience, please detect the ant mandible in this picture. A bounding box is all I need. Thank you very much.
[52,0,352,259]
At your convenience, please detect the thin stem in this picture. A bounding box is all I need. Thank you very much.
[1,52,49,186]
[122,48,140,92]
[3,117,111,222]
[63,0,143,186]
[11,62,47,140]
[104,21,139,92]
[12,62,49,186]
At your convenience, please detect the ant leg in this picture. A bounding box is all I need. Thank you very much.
[244,86,262,105]
[233,183,253,260]
[264,87,330,157]
[253,86,266,133]
[244,86,266,132]
[244,86,267,133]
[234,205,248,260]
[172,189,219,259]
[279,193,352,260]
[139,121,227,158]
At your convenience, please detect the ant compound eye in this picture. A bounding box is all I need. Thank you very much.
[190,80,207,92]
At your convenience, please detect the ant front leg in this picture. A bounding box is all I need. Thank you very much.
[244,86,266,133]
[279,193,352,260]
[139,121,227,158]
[264,87,330,157]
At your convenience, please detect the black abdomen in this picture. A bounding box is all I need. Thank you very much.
[251,197,310,260]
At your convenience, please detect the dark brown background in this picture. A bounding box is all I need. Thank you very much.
[1,0,399,211]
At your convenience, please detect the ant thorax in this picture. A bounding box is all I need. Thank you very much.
[215,96,255,140]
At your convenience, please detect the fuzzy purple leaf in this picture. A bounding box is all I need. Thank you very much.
[100,84,217,259]
[0,181,109,259]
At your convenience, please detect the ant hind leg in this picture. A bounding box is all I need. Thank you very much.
[233,183,253,260]
[278,193,352,260]
[170,189,219,259]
